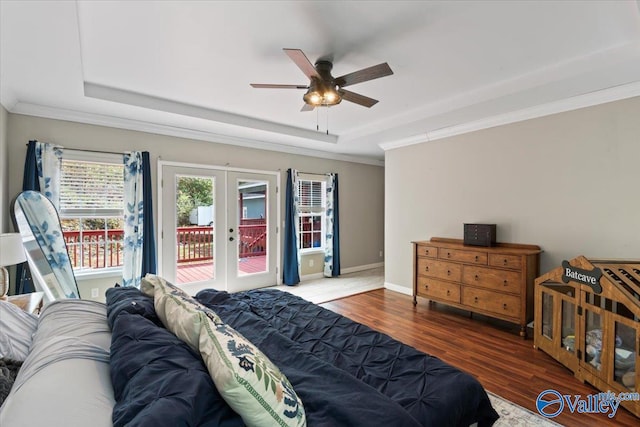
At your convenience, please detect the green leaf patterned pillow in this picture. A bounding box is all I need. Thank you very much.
[141,274,306,427]
[141,274,221,351]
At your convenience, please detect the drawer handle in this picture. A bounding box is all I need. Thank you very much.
[447,270,451,276]
[425,250,430,255]
[474,296,479,303]
[503,303,508,310]
[503,280,508,286]
[446,290,450,296]
[474,275,479,281]
[474,255,479,262]
[503,259,508,265]
[425,266,429,272]
[424,285,429,290]
[447,252,451,258]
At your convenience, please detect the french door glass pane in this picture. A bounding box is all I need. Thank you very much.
[237,179,267,276]
[175,175,215,284]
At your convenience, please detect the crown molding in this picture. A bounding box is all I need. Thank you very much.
[379,134,428,151]
[379,80,640,151]
[84,82,338,144]
[9,102,385,167]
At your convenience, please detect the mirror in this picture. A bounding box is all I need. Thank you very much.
[11,190,80,303]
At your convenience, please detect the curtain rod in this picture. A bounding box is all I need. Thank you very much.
[296,171,332,176]
[26,143,123,156]
[65,147,124,156]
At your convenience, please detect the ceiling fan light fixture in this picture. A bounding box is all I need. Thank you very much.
[324,88,340,103]
[251,48,391,109]
[303,82,342,106]
[304,90,322,105]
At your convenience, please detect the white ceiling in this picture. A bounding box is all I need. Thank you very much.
[2,1,640,165]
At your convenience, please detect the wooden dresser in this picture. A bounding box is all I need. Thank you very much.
[413,237,541,337]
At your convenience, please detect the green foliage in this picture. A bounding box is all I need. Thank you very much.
[176,177,213,226]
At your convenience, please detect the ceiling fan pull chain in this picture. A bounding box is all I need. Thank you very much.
[326,106,330,135]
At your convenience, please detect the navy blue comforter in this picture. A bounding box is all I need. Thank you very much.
[106,287,498,427]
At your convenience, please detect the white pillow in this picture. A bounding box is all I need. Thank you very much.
[141,274,306,427]
[0,300,39,361]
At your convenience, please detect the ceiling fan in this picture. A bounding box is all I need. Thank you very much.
[251,48,393,111]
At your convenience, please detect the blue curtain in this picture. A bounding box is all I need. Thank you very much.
[141,152,157,276]
[15,141,40,293]
[283,169,300,285]
[22,141,40,193]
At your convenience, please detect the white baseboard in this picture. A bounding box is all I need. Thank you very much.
[341,262,384,274]
[300,272,324,281]
[384,281,412,296]
[300,262,384,282]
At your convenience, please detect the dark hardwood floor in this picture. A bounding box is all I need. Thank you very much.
[320,289,639,427]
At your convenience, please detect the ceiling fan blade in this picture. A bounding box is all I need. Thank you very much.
[335,63,393,88]
[301,104,315,112]
[250,83,308,89]
[284,48,320,80]
[339,89,379,108]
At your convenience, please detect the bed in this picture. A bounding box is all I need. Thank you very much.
[0,275,499,427]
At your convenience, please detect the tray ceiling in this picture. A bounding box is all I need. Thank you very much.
[2,1,639,164]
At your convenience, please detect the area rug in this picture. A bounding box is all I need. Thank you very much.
[269,267,384,304]
[489,391,562,426]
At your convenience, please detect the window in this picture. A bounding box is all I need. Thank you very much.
[58,151,124,273]
[297,178,326,251]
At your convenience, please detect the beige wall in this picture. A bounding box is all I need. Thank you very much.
[385,96,640,292]
[0,105,8,232]
[5,113,384,299]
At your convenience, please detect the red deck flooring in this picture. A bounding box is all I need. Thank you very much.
[176,255,266,284]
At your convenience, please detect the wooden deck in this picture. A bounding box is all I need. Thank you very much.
[176,255,266,284]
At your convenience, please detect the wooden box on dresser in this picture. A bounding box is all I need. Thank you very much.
[413,237,542,337]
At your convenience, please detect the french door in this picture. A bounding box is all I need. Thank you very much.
[159,164,278,293]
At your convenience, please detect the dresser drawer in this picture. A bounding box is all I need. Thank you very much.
[462,265,522,294]
[438,248,487,265]
[417,258,462,281]
[416,244,438,259]
[416,277,460,303]
[462,287,521,318]
[488,253,522,270]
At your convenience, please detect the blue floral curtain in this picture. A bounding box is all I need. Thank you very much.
[323,173,340,277]
[122,151,156,288]
[283,168,300,285]
[35,142,63,208]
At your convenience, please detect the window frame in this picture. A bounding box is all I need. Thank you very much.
[296,176,327,254]
[58,150,125,277]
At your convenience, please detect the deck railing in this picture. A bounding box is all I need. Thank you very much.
[63,221,266,269]
[64,230,124,269]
